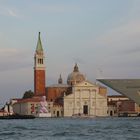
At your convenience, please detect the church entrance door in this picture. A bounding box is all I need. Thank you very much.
[110,111,113,116]
[83,105,88,115]
[57,111,59,117]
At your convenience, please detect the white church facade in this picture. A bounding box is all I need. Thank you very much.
[64,81,108,117]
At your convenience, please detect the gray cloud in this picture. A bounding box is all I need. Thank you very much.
[94,20,140,52]
[8,9,18,17]
[33,4,81,14]
[0,5,23,19]
[0,48,34,105]
[120,46,140,55]
[0,48,32,72]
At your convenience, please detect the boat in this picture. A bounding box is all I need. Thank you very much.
[0,114,35,119]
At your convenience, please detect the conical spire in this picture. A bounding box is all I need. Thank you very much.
[36,32,43,52]
[73,63,79,72]
[58,74,63,84]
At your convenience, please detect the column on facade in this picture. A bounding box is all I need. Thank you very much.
[73,87,75,115]
[94,89,97,116]
[73,87,76,114]
[89,89,92,116]
[74,87,77,114]
[79,89,82,114]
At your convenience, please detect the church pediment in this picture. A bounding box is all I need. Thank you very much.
[74,80,97,87]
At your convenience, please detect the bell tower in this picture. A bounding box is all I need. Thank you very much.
[34,32,46,96]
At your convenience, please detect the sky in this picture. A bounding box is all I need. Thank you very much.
[0,0,140,105]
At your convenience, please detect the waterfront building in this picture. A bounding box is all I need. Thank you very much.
[12,33,108,117]
[3,33,139,118]
[64,81,108,117]
[52,104,63,117]
[97,79,140,105]
[0,99,21,116]
[12,32,49,117]
[46,64,108,117]
[107,95,140,117]
[13,98,41,115]
[13,97,51,117]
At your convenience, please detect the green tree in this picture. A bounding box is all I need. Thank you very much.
[22,90,34,99]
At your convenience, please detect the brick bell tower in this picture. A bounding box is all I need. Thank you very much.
[34,32,46,96]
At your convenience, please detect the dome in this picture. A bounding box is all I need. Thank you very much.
[67,64,85,85]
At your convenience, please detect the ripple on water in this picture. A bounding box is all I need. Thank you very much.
[0,118,140,140]
[0,132,16,136]
[12,126,27,130]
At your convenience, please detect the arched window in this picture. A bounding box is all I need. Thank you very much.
[37,58,43,64]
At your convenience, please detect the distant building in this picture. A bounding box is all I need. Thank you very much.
[12,33,108,117]
[0,98,20,116]
[46,83,70,102]
[13,97,51,117]
[98,79,140,105]
[64,81,108,117]
[108,95,140,117]
[13,98,41,116]
[47,64,108,117]
[12,32,48,117]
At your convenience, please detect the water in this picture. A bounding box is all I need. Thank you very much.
[0,117,140,140]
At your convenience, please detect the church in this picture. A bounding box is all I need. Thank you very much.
[13,32,108,117]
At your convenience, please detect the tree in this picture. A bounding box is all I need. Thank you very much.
[22,90,34,99]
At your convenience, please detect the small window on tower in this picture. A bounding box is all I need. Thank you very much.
[39,59,41,64]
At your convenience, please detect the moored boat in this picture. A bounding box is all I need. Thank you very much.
[0,114,35,119]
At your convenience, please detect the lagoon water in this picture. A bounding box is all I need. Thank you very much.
[0,117,140,140]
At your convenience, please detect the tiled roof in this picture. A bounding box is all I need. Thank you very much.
[14,97,42,104]
[108,95,126,98]
[48,84,70,88]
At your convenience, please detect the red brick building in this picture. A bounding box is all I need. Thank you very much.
[108,95,140,116]
[46,85,70,102]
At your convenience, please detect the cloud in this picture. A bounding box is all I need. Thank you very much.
[34,4,80,13]
[87,20,140,79]
[0,48,32,72]
[0,5,21,18]
[0,48,18,55]
[8,9,18,17]
[94,20,140,54]
[0,47,34,104]
[121,46,140,55]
